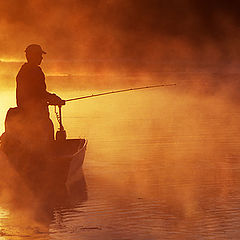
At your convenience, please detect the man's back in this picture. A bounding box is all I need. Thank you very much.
[16,62,49,116]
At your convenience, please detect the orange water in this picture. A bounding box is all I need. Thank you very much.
[1,86,240,239]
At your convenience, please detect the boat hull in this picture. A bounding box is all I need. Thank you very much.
[0,137,87,186]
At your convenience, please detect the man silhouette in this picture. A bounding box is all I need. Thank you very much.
[16,44,64,144]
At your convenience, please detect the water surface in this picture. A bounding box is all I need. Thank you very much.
[0,85,240,239]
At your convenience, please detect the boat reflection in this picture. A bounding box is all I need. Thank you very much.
[0,151,88,238]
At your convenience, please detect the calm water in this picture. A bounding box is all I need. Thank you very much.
[1,86,240,240]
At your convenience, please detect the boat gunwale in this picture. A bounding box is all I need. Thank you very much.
[58,139,88,159]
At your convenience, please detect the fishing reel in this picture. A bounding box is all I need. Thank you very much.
[56,129,66,141]
[55,105,67,141]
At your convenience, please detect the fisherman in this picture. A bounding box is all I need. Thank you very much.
[14,44,65,146]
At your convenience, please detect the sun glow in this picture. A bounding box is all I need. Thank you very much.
[0,207,9,219]
[0,58,23,63]
[0,207,10,236]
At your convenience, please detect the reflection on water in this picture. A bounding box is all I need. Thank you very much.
[0,151,88,239]
[1,87,240,239]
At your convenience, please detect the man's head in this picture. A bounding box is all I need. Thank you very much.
[25,44,46,65]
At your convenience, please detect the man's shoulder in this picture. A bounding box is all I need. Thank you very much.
[18,63,44,77]
[17,63,45,80]
[20,63,42,71]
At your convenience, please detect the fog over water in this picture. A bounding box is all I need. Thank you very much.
[1,71,240,239]
[1,0,240,239]
[1,0,240,71]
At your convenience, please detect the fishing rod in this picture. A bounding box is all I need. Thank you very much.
[65,83,176,102]
[55,83,176,140]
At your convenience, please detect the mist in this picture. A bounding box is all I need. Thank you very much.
[0,0,240,105]
[0,0,240,66]
[1,2,240,238]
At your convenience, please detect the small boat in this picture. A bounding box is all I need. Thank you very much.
[0,105,87,185]
[52,138,88,180]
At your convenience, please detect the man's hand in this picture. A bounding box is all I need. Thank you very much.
[48,93,66,106]
[58,99,66,106]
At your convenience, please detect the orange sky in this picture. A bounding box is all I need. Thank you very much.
[1,0,240,93]
[0,0,240,65]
